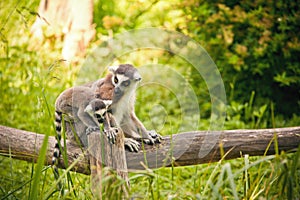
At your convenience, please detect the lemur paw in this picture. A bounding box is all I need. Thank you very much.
[142,138,155,145]
[104,127,119,144]
[124,138,140,152]
[86,126,100,135]
[146,130,162,144]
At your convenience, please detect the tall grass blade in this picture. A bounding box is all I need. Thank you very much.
[29,130,49,199]
[249,173,266,200]
[244,154,249,198]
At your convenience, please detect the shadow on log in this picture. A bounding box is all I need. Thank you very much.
[0,125,299,174]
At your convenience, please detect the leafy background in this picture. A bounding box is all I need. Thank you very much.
[0,0,299,199]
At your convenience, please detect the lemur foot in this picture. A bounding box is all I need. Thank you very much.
[104,127,119,144]
[86,126,100,135]
[143,130,162,144]
[124,138,140,152]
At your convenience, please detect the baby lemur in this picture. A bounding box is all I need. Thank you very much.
[52,86,116,186]
[53,86,116,166]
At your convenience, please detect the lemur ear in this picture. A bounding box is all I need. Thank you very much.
[108,65,118,73]
[84,104,92,113]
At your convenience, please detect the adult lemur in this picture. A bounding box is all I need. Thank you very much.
[106,64,161,144]
[63,64,161,148]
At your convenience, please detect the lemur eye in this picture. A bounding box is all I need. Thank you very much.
[122,80,130,87]
[114,76,119,84]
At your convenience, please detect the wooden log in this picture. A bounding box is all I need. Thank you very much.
[0,125,90,174]
[0,125,299,174]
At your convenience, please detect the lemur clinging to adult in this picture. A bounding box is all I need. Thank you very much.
[53,86,116,163]
[52,86,116,186]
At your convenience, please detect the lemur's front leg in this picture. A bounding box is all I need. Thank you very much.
[130,112,162,144]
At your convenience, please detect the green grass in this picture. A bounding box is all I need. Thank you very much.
[1,0,299,199]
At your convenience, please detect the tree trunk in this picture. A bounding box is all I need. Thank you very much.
[30,0,95,61]
[0,125,299,174]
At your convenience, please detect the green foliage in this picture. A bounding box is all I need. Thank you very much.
[180,0,300,118]
[0,0,299,199]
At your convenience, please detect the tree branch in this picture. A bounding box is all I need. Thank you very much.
[0,125,299,174]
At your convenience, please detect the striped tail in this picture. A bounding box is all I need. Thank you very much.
[52,110,63,190]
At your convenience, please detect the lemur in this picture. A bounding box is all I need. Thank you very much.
[52,86,116,187]
[53,86,116,162]
[103,64,162,144]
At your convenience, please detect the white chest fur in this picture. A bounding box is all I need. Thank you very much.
[112,90,135,126]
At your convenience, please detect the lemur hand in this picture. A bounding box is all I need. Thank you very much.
[104,127,119,144]
[124,138,141,152]
[142,130,162,144]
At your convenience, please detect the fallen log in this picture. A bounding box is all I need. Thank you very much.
[0,125,299,174]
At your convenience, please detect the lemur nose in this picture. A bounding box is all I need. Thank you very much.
[133,72,142,82]
[135,77,142,81]
[115,87,122,94]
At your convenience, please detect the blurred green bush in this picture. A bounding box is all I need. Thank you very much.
[180,0,300,118]
[92,0,300,129]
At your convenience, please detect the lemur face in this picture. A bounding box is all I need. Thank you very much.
[85,99,110,119]
[109,64,142,102]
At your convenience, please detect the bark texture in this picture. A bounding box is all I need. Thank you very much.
[88,129,129,198]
